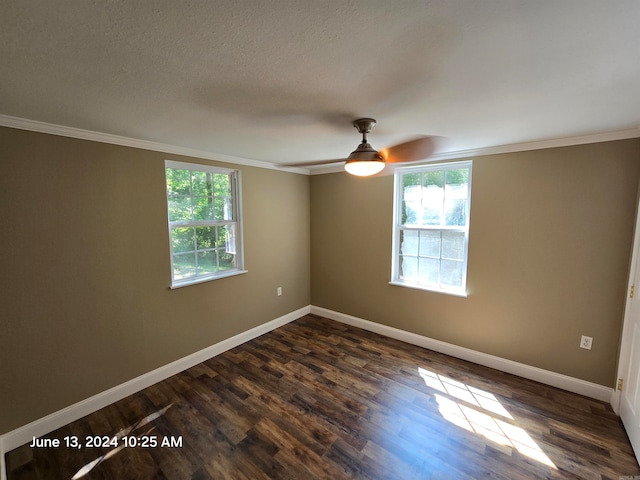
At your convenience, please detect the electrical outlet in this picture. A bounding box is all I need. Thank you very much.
[277,287,282,296]
[580,335,593,350]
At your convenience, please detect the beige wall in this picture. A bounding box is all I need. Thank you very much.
[0,127,310,434]
[311,139,640,387]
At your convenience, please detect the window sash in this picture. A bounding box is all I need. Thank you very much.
[391,161,472,296]
[165,161,245,288]
[397,227,467,290]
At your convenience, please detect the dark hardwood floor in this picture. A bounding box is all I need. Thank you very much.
[6,314,640,479]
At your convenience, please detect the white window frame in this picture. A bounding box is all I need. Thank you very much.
[165,160,246,288]
[390,160,472,297]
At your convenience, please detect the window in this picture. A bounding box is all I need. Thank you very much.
[391,161,472,296]
[165,160,246,288]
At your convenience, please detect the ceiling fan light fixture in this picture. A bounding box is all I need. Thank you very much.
[344,159,385,176]
[344,142,385,176]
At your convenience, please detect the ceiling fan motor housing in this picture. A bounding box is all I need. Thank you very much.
[348,142,384,162]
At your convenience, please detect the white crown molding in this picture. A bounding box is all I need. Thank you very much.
[1,115,638,179]
[0,114,310,175]
[427,127,640,162]
[310,306,614,403]
[309,164,344,175]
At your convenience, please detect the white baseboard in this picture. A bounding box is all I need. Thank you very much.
[310,306,614,403]
[0,306,310,480]
[1,304,614,480]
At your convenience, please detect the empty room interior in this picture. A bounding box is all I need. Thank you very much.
[2,2,640,479]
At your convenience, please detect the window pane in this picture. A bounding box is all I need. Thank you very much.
[218,250,235,270]
[195,226,216,250]
[420,230,441,258]
[215,197,233,221]
[221,224,237,254]
[422,184,443,225]
[402,173,422,189]
[403,181,421,225]
[444,196,466,226]
[444,169,468,226]
[401,256,418,282]
[173,253,196,280]
[441,259,463,287]
[423,171,445,188]
[446,168,469,186]
[419,257,439,284]
[442,231,465,260]
[403,200,419,225]
[192,196,214,221]
[166,168,191,195]
[223,197,233,220]
[214,173,231,196]
[192,171,214,196]
[168,196,192,222]
[401,230,419,256]
[171,227,195,253]
[445,168,468,185]
[197,251,218,275]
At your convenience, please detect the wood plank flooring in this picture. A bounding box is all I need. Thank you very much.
[6,314,640,479]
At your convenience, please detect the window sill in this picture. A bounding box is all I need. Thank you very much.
[389,280,468,298]
[170,269,248,289]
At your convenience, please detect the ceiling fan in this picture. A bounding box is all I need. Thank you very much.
[281,118,436,176]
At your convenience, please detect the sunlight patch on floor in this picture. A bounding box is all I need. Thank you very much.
[419,368,556,469]
[71,403,173,479]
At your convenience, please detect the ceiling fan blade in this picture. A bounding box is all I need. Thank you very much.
[380,136,436,164]
[279,158,346,167]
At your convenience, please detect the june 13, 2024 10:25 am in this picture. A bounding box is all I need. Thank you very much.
[29,434,183,450]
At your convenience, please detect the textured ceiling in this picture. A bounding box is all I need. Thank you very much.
[1,0,639,166]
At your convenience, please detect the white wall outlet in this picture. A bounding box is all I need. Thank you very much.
[580,335,593,350]
[277,287,282,296]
